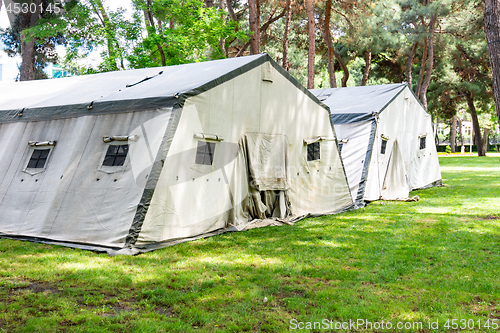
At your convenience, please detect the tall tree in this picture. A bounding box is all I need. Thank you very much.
[406,42,418,86]
[484,0,500,127]
[19,0,42,81]
[306,0,314,89]
[323,0,336,88]
[89,0,123,70]
[138,0,166,66]
[419,13,437,110]
[450,115,457,153]
[282,0,292,71]
[464,91,486,155]
[249,0,260,54]
[361,50,372,86]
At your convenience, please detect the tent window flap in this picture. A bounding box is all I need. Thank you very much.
[307,142,320,161]
[419,136,426,150]
[27,149,50,169]
[195,141,215,165]
[103,145,129,166]
[381,139,388,154]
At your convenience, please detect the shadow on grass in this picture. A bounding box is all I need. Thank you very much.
[0,156,499,332]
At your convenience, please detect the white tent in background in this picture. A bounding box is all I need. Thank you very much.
[0,54,353,254]
[311,83,442,207]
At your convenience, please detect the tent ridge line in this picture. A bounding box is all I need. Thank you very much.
[377,83,408,116]
[403,82,430,113]
[266,58,332,113]
[174,54,270,108]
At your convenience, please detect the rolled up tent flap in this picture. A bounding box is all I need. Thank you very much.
[303,136,334,145]
[193,132,224,141]
[103,135,139,143]
[28,141,56,147]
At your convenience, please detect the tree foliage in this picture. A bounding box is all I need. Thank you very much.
[1,0,498,131]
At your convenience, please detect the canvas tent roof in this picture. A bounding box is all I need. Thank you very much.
[0,54,289,121]
[310,83,411,124]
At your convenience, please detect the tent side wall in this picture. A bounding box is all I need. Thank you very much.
[363,87,441,201]
[333,120,375,206]
[0,109,171,248]
[135,61,353,244]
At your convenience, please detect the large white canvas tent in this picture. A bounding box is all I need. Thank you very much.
[0,54,353,254]
[311,83,442,207]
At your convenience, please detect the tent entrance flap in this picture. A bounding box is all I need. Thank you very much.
[381,140,410,200]
[240,133,291,220]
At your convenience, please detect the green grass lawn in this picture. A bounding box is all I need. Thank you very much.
[1,156,499,332]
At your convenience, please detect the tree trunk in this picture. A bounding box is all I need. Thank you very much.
[236,8,285,57]
[484,0,500,128]
[219,0,227,57]
[465,92,485,156]
[419,14,437,110]
[434,114,439,145]
[141,0,166,66]
[416,41,427,97]
[361,50,372,86]
[204,0,214,7]
[249,0,260,54]
[282,0,292,71]
[450,115,457,153]
[333,47,349,87]
[92,0,121,69]
[323,0,336,87]
[406,42,418,88]
[483,128,491,152]
[306,0,315,89]
[19,0,41,81]
[458,118,464,147]
[227,0,237,21]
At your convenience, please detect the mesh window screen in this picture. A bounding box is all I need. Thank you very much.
[420,137,426,150]
[27,149,50,169]
[195,141,215,165]
[307,142,320,161]
[381,140,388,154]
[103,145,129,166]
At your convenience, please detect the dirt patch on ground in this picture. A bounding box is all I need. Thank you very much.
[478,215,499,220]
[470,296,500,318]
[155,306,175,316]
[27,281,63,294]
[6,279,62,295]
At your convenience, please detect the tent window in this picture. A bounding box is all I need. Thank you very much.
[307,142,320,161]
[27,149,49,169]
[195,141,215,165]
[103,144,129,166]
[381,139,388,154]
[420,136,426,150]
